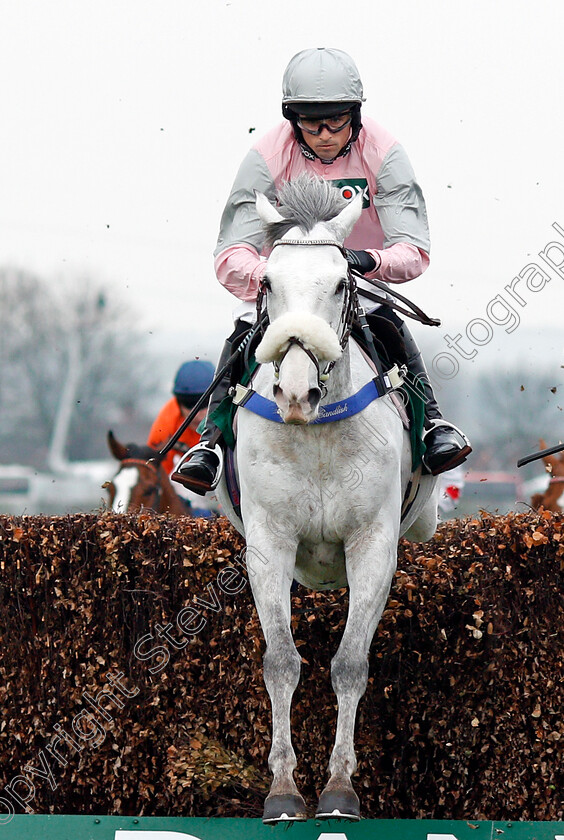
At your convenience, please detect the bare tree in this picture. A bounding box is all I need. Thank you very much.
[0,267,161,465]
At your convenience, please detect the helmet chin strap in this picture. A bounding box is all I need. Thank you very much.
[297,139,352,165]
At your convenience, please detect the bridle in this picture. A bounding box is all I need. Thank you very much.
[254,236,440,395]
[255,238,359,390]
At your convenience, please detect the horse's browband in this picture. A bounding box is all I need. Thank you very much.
[272,238,346,255]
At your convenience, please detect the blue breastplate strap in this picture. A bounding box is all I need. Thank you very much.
[231,364,403,424]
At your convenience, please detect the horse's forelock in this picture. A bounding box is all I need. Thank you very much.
[264,176,347,247]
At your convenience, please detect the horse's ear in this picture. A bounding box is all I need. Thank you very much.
[327,192,364,242]
[255,191,284,225]
[107,430,128,462]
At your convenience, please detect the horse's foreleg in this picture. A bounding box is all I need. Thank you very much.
[245,530,307,823]
[317,530,398,820]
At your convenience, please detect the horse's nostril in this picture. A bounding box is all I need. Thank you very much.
[308,387,322,409]
[273,383,280,398]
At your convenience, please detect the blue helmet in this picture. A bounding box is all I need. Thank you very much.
[173,360,215,407]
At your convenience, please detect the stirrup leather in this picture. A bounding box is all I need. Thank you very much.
[174,442,224,491]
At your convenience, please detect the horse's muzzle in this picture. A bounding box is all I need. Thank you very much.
[284,404,309,425]
[274,384,323,425]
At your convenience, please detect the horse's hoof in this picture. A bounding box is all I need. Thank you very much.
[262,793,308,824]
[315,788,361,821]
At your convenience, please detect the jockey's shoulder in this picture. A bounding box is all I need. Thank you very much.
[354,116,399,162]
[252,121,296,161]
[152,396,181,422]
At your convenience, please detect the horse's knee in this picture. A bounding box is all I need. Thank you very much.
[330,650,369,698]
[264,640,301,690]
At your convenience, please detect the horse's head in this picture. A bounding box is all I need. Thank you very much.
[254,177,362,424]
[104,430,165,513]
[532,437,564,512]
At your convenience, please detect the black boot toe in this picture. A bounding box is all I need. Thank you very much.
[423,426,472,476]
[172,451,219,495]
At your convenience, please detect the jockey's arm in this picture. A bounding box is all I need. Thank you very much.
[363,143,431,285]
[214,148,275,303]
[214,243,267,302]
[214,235,429,300]
[213,142,431,302]
[365,241,429,284]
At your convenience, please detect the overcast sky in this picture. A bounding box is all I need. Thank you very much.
[1,0,563,373]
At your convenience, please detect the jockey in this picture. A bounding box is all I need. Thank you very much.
[173,47,471,495]
[148,360,214,476]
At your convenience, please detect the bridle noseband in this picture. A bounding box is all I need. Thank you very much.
[255,239,359,389]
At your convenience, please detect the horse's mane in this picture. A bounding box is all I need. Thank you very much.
[264,175,347,247]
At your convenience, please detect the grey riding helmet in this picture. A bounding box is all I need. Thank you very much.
[282,48,365,156]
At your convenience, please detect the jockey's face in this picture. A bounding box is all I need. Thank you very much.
[298,113,352,161]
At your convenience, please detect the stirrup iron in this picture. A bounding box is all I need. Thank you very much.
[174,442,224,491]
[421,419,472,475]
[422,418,471,445]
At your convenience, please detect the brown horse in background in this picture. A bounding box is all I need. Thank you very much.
[104,431,187,515]
[530,438,564,513]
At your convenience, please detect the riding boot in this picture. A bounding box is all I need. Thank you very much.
[172,319,250,495]
[376,306,472,476]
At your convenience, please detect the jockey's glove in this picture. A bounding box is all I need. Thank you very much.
[345,248,378,275]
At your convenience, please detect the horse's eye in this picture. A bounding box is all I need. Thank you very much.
[335,278,347,294]
[262,276,272,292]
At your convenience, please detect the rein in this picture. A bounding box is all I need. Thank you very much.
[352,272,441,327]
